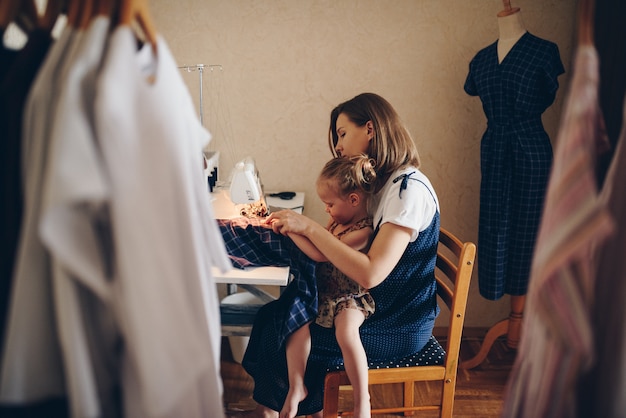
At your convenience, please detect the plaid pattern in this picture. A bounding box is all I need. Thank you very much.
[464,32,565,300]
[217,218,318,346]
[218,218,290,269]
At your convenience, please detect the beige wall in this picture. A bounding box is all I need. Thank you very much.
[153,0,577,327]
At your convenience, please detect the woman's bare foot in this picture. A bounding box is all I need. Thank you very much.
[279,385,308,418]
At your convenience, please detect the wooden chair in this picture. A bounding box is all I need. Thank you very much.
[321,227,476,417]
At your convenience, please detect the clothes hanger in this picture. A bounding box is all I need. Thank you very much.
[0,0,39,35]
[498,0,521,17]
[66,0,84,28]
[576,0,595,46]
[94,0,113,19]
[39,0,63,33]
[0,0,22,35]
[1,0,60,39]
[77,0,94,29]
[15,0,38,33]
[69,0,98,29]
[118,0,157,55]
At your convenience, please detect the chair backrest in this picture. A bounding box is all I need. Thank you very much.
[321,227,476,418]
[435,227,476,377]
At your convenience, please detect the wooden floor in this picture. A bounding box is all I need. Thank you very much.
[221,329,518,417]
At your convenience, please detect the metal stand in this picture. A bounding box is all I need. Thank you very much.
[177,63,223,126]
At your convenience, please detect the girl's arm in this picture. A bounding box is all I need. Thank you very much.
[285,217,334,262]
[266,210,411,289]
[287,224,371,262]
[287,232,327,262]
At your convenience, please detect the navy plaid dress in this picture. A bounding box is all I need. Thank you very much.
[464,32,565,300]
[217,218,319,347]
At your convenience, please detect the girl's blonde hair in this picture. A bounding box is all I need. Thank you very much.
[328,93,420,192]
[317,154,377,197]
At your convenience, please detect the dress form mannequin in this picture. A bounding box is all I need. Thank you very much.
[460,1,528,369]
[497,9,527,63]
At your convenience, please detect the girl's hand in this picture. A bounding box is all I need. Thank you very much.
[265,209,310,235]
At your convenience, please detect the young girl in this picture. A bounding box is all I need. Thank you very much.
[280,154,376,418]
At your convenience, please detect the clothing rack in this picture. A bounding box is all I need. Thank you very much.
[177,64,223,126]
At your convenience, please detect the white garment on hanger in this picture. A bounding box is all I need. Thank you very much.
[94,26,228,418]
[39,16,118,418]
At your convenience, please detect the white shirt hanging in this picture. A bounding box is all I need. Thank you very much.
[93,26,228,418]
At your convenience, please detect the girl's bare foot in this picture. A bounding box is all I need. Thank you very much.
[279,385,308,418]
[353,396,371,418]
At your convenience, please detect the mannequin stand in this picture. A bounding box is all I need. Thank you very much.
[460,295,525,369]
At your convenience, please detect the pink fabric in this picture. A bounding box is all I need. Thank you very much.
[583,76,626,417]
[501,45,615,417]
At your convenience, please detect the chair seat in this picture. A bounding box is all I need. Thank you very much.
[326,335,445,372]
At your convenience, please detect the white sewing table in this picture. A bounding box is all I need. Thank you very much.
[211,191,305,336]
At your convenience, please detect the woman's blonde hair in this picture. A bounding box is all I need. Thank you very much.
[317,154,377,197]
[328,93,420,192]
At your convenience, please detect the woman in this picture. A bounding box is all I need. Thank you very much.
[248,92,440,417]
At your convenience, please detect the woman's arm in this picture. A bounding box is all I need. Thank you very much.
[266,210,411,289]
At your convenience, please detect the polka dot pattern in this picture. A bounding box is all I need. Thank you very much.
[326,335,445,372]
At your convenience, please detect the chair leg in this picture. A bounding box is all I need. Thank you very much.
[323,373,341,418]
[440,377,456,418]
[403,381,415,416]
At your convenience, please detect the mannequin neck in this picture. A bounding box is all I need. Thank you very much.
[497,11,527,62]
[498,11,526,40]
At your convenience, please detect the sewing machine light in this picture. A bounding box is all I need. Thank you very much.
[218,157,269,218]
[229,157,262,204]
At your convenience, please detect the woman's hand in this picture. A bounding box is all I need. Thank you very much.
[265,209,312,236]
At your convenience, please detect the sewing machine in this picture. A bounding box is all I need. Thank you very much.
[209,155,304,289]
[229,157,262,203]
[210,161,304,353]
[209,156,271,219]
